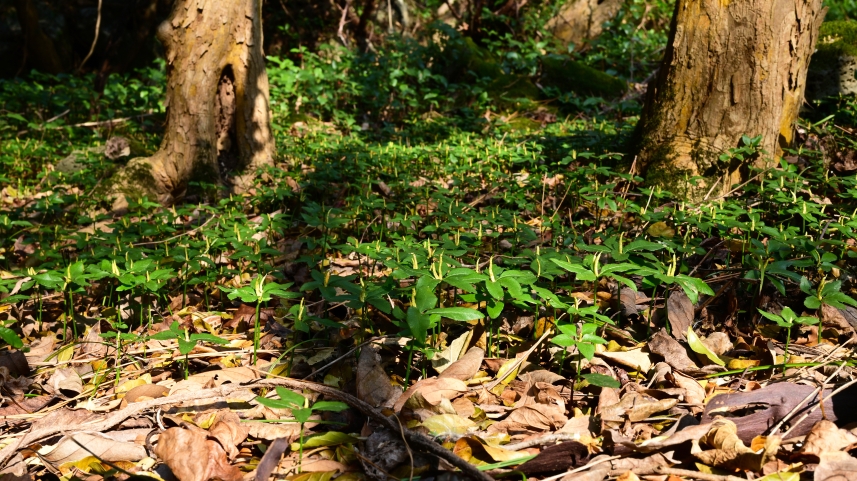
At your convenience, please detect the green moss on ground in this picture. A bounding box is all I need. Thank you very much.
[440,36,626,111]
[817,21,857,59]
[539,54,627,98]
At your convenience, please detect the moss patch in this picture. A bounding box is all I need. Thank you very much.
[817,21,857,59]
[439,36,625,110]
[539,54,627,99]
[807,20,857,99]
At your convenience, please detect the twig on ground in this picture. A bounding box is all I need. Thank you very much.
[253,378,494,481]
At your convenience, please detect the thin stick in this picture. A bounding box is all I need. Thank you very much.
[79,0,103,70]
[767,357,849,436]
[781,377,857,438]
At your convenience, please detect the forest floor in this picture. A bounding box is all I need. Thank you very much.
[3,29,857,481]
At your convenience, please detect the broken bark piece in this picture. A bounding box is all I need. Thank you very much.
[701,382,857,443]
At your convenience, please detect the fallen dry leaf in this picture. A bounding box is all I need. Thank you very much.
[694,419,780,472]
[40,432,147,467]
[667,291,693,341]
[394,377,468,412]
[600,392,677,424]
[153,427,243,481]
[815,451,857,481]
[357,344,401,409]
[598,348,652,373]
[438,346,484,381]
[799,420,857,459]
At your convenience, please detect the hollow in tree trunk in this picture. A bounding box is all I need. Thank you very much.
[110,0,274,210]
[634,0,826,198]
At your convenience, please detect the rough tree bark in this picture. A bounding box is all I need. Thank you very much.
[634,0,827,198]
[110,0,274,210]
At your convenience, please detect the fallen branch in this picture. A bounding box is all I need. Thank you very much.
[255,378,494,481]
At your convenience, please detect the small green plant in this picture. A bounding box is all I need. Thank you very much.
[254,387,348,472]
[550,322,607,380]
[149,321,229,378]
[221,276,300,364]
[757,306,818,368]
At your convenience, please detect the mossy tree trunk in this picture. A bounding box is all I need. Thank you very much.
[635,0,826,198]
[111,0,274,210]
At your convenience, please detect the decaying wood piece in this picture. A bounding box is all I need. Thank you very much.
[110,0,274,209]
[701,382,857,443]
[634,0,826,197]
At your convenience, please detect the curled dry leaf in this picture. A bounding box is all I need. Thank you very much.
[799,420,857,459]
[40,432,147,467]
[694,419,780,472]
[394,377,468,413]
[648,329,699,373]
[666,291,693,341]
[597,348,652,373]
[600,392,678,424]
[814,451,857,481]
[438,347,484,381]
[153,427,243,481]
[208,411,249,460]
[357,344,401,409]
[488,403,567,435]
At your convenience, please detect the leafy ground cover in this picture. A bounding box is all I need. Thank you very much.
[3,13,857,481]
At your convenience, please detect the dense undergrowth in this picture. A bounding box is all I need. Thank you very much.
[2,6,857,480]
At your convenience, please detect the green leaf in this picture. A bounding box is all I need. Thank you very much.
[275,387,307,407]
[291,432,358,450]
[550,259,596,281]
[687,327,725,366]
[177,337,196,356]
[406,306,431,344]
[484,279,504,300]
[311,401,349,412]
[581,373,620,388]
[0,327,23,350]
[426,307,484,321]
[577,343,596,360]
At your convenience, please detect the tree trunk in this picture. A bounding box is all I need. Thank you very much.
[634,0,826,198]
[110,0,274,210]
[14,0,67,74]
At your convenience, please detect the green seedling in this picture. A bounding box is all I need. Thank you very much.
[254,387,348,472]
[149,321,229,378]
[221,276,300,364]
[758,306,818,368]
